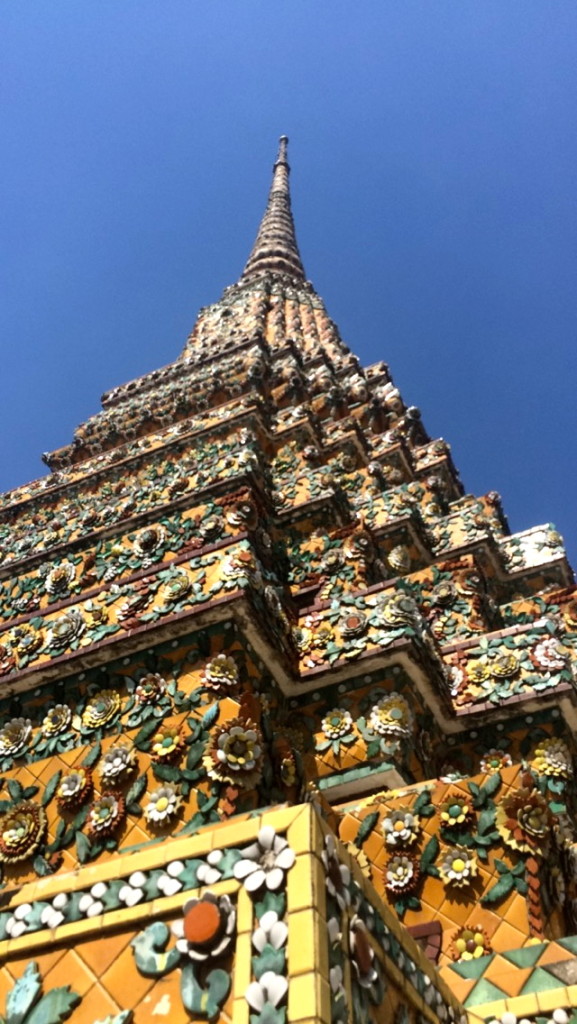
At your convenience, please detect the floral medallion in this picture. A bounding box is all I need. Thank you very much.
[322,833,351,910]
[496,788,552,855]
[0,718,32,758]
[369,693,412,738]
[205,717,263,788]
[151,725,185,763]
[384,854,420,895]
[0,802,46,863]
[202,654,240,694]
[321,708,353,740]
[451,925,491,961]
[135,673,166,705]
[532,738,573,778]
[45,561,76,597]
[439,794,472,829]
[171,892,235,961]
[99,741,137,786]
[46,609,86,651]
[144,784,182,825]
[382,808,420,848]
[86,794,125,838]
[438,847,477,888]
[57,768,93,808]
[82,690,122,731]
[41,703,73,737]
[479,749,512,774]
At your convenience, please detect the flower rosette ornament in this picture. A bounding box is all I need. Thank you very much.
[201,654,240,694]
[384,854,420,895]
[532,738,573,778]
[496,787,553,855]
[81,689,122,732]
[41,703,72,737]
[321,708,353,739]
[531,638,567,672]
[0,717,32,759]
[368,693,412,738]
[439,793,473,830]
[99,741,137,787]
[233,824,295,893]
[132,525,166,565]
[144,784,182,826]
[57,768,93,809]
[151,724,185,763]
[159,570,191,606]
[0,802,46,864]
[171,892,235,961]
[86,793,125,839]
[135,672,167,705]
[349,915,379,989]
[46,608,86,652]
[322,833,351,911]
[382,808,420,848]
[11,624,43,659]
[479,749,512,774]
[451,925,491,962]
[45,561,76,597]
[337,610,367,639]
[490,651,520,679]
[438,847,477,889]
[204,717,263,789]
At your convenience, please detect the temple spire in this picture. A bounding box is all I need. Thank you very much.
[241,136,306,283]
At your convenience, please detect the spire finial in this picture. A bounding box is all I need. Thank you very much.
[241,136,306,283]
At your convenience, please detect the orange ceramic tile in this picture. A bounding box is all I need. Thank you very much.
[44,949,97,997]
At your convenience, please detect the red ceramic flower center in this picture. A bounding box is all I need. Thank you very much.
[183,901,222,946]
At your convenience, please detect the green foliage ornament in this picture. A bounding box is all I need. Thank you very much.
[0,962,80,1024]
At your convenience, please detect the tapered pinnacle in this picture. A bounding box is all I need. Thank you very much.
[241,136,306,282]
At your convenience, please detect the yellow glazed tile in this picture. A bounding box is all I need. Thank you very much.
[232,932,253,1000]
[287,908,328,977]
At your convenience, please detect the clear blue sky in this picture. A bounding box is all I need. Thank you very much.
[2,2,576,566]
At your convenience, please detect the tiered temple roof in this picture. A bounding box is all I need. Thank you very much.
[0,138,575,1024]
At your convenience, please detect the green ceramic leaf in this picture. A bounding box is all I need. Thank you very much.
[131,922,181,977]
[126,774,148,807]
[355,811,379,848]
[135,722,165,754]
[481,872,515,906]
[6,962,42,1024]
[42,771,62,808]
[420,835,439,872]
[25,987,80,1024]
[82,742,102,770]
[180,963,230,1022]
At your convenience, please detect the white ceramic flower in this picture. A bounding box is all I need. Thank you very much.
[99,741,136,784]
[196,850,224,886]
[40,892,69,930]
[144,784,182,824]
[321,833,351,910]
[252,910,288,952]
[5,902,32,939]
[533,638,567,671]
[157,860,185,897]
[382,809,420,847]
[118,871,147,907]
[245,971,288,1013]
[233,825,295,892]
[78,882,108,918]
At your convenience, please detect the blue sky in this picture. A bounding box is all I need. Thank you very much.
[2,2,576,566]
